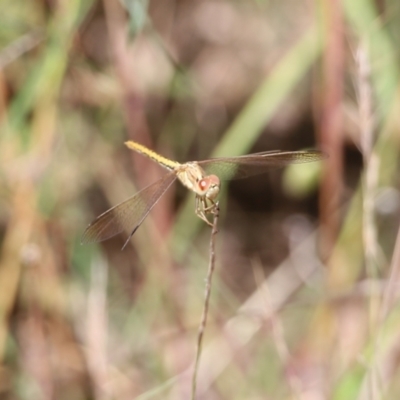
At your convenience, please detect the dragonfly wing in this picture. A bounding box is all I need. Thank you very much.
[81,172,177,244]
[197,150,327,180]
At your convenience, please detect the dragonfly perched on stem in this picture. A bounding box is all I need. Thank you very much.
[82,140,326,249]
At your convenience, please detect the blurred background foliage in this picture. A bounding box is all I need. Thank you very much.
[1,0,400,399]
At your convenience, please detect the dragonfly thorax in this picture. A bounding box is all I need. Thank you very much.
[175,162,220,200]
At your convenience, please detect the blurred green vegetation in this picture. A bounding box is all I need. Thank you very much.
[0,0,400,399]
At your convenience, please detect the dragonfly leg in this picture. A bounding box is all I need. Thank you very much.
[195,196,213,226]
[203,200,218,214]
[195,196,219,226]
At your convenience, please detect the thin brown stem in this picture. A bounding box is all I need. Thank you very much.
[191,203,219,400]
[318,0,344,260]
[356,42,382,400]
[0,30,43,69]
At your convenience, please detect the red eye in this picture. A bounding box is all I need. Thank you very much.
[199,179,207,189]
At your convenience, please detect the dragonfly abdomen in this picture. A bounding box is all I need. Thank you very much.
[125,140,180,171]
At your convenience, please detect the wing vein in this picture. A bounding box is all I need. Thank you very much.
[81,173,177,244]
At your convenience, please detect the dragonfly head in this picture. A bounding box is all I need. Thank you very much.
[197,174,220,200]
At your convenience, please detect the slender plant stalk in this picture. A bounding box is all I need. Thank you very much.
[0,30,43,69]
[191,203,220,400]
[357,42,381,400]
[357,44,379,280]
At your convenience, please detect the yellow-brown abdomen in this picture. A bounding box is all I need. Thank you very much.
[125,141,180,171]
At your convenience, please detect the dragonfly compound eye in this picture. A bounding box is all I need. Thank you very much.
[199,175,220,199]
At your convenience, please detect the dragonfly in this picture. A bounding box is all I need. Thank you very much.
[82,140,326,249]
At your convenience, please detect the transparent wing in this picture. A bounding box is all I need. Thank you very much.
[197,150,327,180]
[81,172,177,244]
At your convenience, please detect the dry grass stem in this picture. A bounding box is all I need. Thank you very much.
[191,203,220,400]
[318,0,344,258]
[357,44,380,279]
[356,42,382,400]
[380,221,400,319]
[252,262,304,400]
[85,257,109,400]
[0,30,43,68]
[173,232,321,398]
